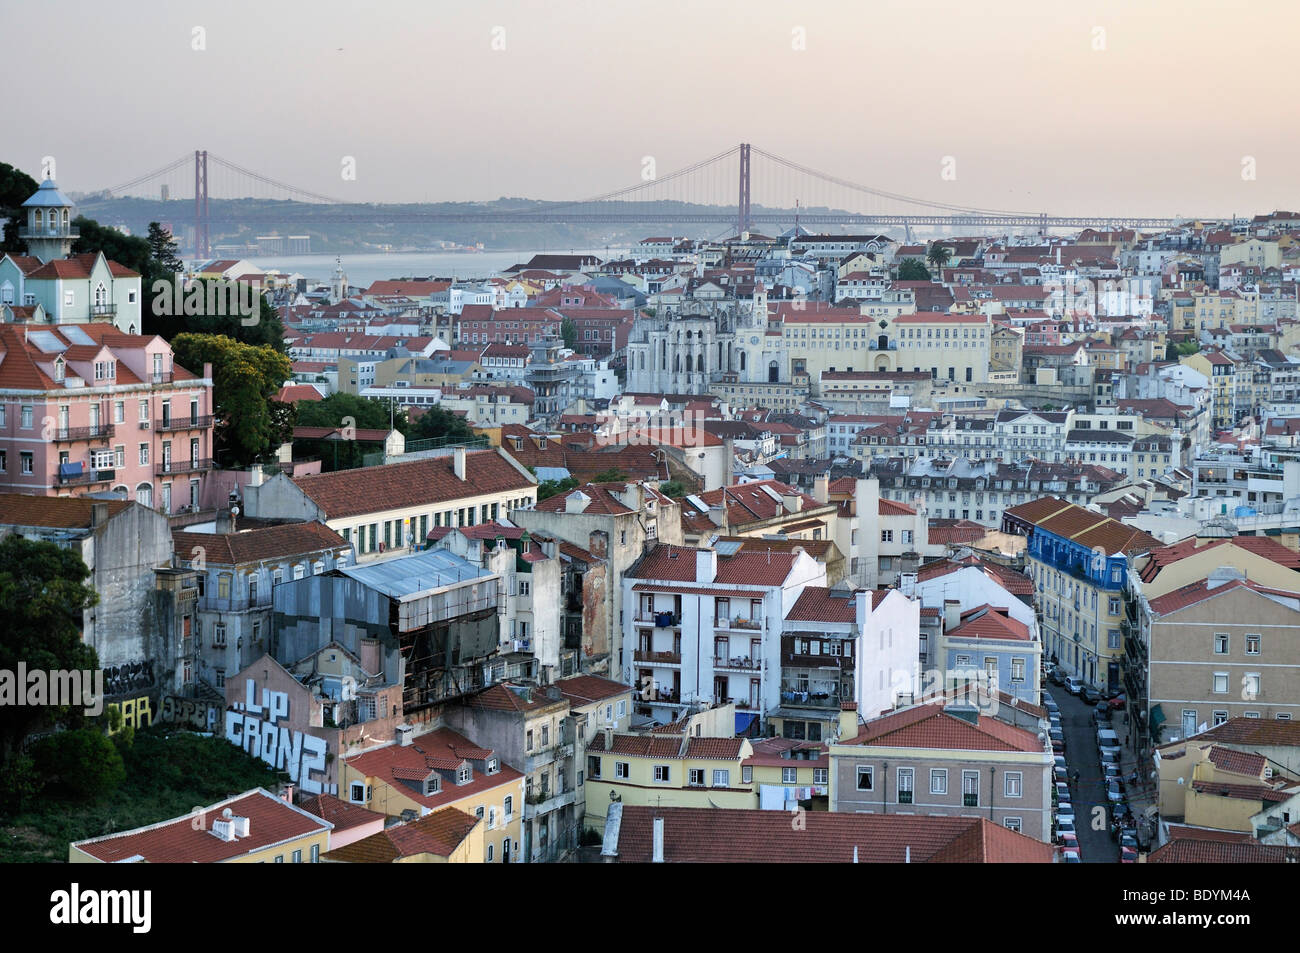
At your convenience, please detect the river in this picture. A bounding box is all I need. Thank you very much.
[250,248,631,287]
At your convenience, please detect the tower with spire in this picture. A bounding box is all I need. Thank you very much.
[20,179,77,263]
[330,256,348,304]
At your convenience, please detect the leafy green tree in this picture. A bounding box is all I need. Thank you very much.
[0,161,39,254]
[33,728,126,800]
[0,536,99,760]
[591,468,628,483]
[295,392,408,470]
[146,221,184,274]
[409,405,475,444]
[561,317,578,350]
[537,477,579,501]
[0,751,43,812]
[658,480,688,498]
[926,244,952,274]
[172,280,287,351]
[896,258,930,281]
[171,333,293,466]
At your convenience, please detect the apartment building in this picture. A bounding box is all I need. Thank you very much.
[1003,497,1160,692]
[0,324,214,510]
[242,447,537,561]
[621,543,825,725]
[828,704,1054,842]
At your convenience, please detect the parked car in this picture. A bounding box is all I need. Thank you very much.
[1097,728,1122,757]
[1056,801,1075,822]
[1054,754,1068,774]
[1106,779,1124,803]
[1119,846,1138,863]
[1049,668,1066,686]
[1054,763,1068,782]
[1099,749,1120,770]
[1102,762,1122,783]
[1044,698,1061,716]
[1061,849,1082,863]
[1107,693,1128,711]
[1093,703,1112,725]
[1055,780,1071,802]
[1055,816,1077,837]
[1058,831,1079,852]
[1101,686,1123,700]
[1120,832,1139,853]
[1081,686,1103,704]
[1065,676,1083,695]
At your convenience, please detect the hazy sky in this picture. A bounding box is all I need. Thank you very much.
[3,0,1298,217]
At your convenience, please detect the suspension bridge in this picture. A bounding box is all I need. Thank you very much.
[78,145,1192,258]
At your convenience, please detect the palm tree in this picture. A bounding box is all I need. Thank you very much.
[926,243,952,275]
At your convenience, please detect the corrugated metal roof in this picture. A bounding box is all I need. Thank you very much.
[338,548,494,600]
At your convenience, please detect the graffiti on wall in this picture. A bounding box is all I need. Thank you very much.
[103,660,156,697]
[226,679,328,795]
[160,696,224,732]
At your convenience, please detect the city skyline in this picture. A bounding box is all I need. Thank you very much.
[3,0,1298,215]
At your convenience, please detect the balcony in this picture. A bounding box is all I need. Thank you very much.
[149,372,174,384]
[155,458,213,476]
[778,690,841,709]
[90,303,117,318]
[524,788,576,818]
[56,466,114,486]
[716,696,761,711]
[53,424,115,442]
[18,224,79,241]
[635,612,680,628]
[154,415,214,433]
[633,649,681,666]
[713,656,762,672]
[715,616,761,631]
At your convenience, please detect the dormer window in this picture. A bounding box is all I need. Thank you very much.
[487,758,499,774]
[53,357,65,382]
[423,775,441,796]
[457,765,472,785]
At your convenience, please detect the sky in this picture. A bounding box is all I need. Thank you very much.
[3,0,1297,217]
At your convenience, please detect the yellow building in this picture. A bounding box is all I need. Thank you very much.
[69,788,332,863]
[341,727,526,864]
[1180,350,1240,429]
[1155,738,1293,831]
[322,807,485,862]
[583,730,754,830]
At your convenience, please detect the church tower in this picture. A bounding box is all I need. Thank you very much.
[20,179,76,263]
[330,256,348,304]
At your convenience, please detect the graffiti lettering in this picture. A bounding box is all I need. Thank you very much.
[226,679,327,794]
[103,660,156,697]
[159,695,223,731]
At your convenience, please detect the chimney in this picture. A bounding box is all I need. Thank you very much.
[396,724,414,747]
[360,638,381,676]
[652,816,665,863]
[813,473,830,505]
[453,447,467,481]
[565,490,591,514]
[604,726,614,748]
[943,599,962,633]
[91,502,109,528]
[781,491,802,514]
[696,547,717,584]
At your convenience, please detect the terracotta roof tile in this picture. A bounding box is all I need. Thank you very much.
[845,704,1042,752]
[298,793,385,833]
[786,586,858,623]
[324,807,478,862]
[554,675,634,706]
[0,493,133,529]
[173,522,346,566]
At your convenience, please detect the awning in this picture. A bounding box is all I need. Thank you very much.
[735,712,757,735]
[1149,703,1166,728]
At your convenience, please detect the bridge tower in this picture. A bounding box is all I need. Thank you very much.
[194,150,210,261]
[737,142,751,237]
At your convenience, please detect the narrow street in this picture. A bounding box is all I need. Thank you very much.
[1046,686,1119,864]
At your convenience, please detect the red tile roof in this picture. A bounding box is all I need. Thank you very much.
[173,522,346,566]
[554,675,635,707]
[1147,577,1300,616]
[71,788,330,863]
[1206,746,1267,778]
[468,683,567,713]
[1184,717,1300,748]
[608,805,1053,863]
[785,586,858,623]
[945,604,1032,642]
[298,793,385,834]
[290,449,534,519]
[0,493,133,529]
[323,807,478,862]
[879,498,916,516]
[1004,497,1161,555]
[1139,536,1300,583]
[344,728,521,811]
[629,543,799,588]
[844,704,1043,752]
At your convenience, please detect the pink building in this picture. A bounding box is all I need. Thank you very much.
[0,323,214,512]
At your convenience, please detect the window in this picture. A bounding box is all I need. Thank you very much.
[526,730,533,751]
[653,765,670,783]
[1244,673,1261,698]
[457,765,472,784]
[781,766,797,784]
[1004,817,1022,833]
[897,768,914,804]
[962,771,979,807]
[20,452,33,475]
[541,724,549,747]
[486,844,494,862]
[1213,633,1229,655]
[1005,772,1023,798]
[1108,597,1121,615]
[217,575,230,600]
[813,767,827,785]
[856,766,874,791]
[881,529,893,543]
[1246,634,1261,655]
[139,400,149,423]
[20,405,32,429]
[587,755,601,779]
[113,401,124,424]
[310,844,319,863]
[1213,672,1229,694]
[1213,711,1229,726]
[213,623,226,647]
[292,849,302,864]
[615,761,630,779]
[688,768,705,786]
[741,765,753,783]
[930,769,948,795]
[138,443,149,466]
[1010,657,1025,682]
[349,782,368,804]
[712,769,730,787]
[475,806,485,820]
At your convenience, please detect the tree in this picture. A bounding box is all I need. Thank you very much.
[408,405,475,445]
[72,215,176,339]
[146,222,184,274]
[658,480,688,498]
[0,161,39,254]
[560,317,578,350]
[896,258,931,281]
[537,477,579,501]
[926,244,952,274]
[32,728,126,799]
[591,468,628,483]
[168,280,287,351]
[0,536,99,760]
[171,333,293,466]
[295,393,408,471]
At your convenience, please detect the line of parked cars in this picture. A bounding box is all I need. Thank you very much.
[1043,694,1081,861]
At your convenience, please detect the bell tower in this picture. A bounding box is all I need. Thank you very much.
[330,256,348,304]
[20,179,77,263]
